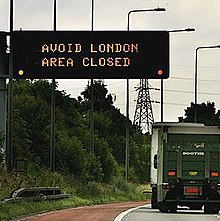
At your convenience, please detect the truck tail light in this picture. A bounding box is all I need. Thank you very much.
[211,171,219,177]
[168,171,176,176]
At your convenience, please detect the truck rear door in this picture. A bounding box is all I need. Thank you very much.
[181,151,205,180]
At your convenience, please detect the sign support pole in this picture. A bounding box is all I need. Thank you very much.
[0,32,8,168]
[7,0,14,172]
[90,0,95,153]
[50,0,56,172]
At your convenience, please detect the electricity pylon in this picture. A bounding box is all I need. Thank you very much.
[133,79,154,134]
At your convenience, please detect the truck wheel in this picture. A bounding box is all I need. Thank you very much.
[204,203,219,214]
[151,186,158,209]
[170,204,177,213]
[151,198,158,209]
[158,202,169,213]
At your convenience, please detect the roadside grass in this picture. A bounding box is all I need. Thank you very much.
[0,169,151,221]
[0,188,150,221]
[0,197,91,221]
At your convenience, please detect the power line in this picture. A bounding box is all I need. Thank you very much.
[171,76,220,83]
[111,88,220,99]
[173,64,220,69]
[152,101,188,106]
[164,89,220,96]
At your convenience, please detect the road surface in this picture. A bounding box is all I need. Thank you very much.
[17,201,147,221]
[115,205,220,221]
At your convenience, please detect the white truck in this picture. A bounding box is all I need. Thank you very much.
[151,122,220,213]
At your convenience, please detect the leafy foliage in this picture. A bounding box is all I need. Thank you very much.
[0,168,149,221]
[179,101,220,125]
[80,80,113,111]
[9,79,150,183]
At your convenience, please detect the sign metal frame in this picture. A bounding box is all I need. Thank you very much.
[12,30,169,79]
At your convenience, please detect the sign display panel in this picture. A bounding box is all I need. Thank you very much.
[12,31,169,79]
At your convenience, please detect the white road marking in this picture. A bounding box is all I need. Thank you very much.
[115,205,220,221]
[114,204,149,221]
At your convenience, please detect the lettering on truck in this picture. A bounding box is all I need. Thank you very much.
[182,152,205,156]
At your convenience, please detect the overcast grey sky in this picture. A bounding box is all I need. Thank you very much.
[1,0,220,123]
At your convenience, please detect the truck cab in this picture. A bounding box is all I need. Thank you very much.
[151,122,220,214]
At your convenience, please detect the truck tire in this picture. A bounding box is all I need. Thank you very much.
[158,202,169,213]
[158,202,177,213]
[170,204,177,213]
[151,198,158,209]
[151,186,158,209]
[204,203,219,214]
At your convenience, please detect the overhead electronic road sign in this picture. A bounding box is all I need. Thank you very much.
[12,31,169,79]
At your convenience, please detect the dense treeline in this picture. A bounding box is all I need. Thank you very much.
[1,81,219,185]
[4,79,150,183]
[179,101,220,125]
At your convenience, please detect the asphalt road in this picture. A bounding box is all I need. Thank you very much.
[115,205,220,221]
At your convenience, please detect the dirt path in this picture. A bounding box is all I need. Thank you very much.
[19,201,148,221]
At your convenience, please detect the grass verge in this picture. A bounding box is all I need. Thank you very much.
[0,170,151,221]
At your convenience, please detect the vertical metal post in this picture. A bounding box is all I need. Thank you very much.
[90,0,94,153]
[0,78,6,132]
[194,48,198,123]
[7,0,14,172]
[50,79,55,172]
[0,32,8,167]
[90,79,94,153]
[125,78,129,180]
[160,79,163,122]
[125,12,131,180]
[161,28,195,123]
[91,0,94,31]
[50,0,56,172]
[126,8,165,179]
[54,0,57,31]
[194,45,220,123]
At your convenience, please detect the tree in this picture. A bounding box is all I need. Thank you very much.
[129,132,151,182]
[179,101,220,125]
[13,89,50,165]
[94,137,118,182]
[11,79,151,183]
[80,81,113,111]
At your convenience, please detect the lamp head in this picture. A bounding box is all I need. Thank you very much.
[185,28,196,32]
[154,7,166,11]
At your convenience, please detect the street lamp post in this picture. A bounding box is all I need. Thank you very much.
[194,45,220,122]
[127,8,166,31]
[160,28,195,123]
[126,7,166,180]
